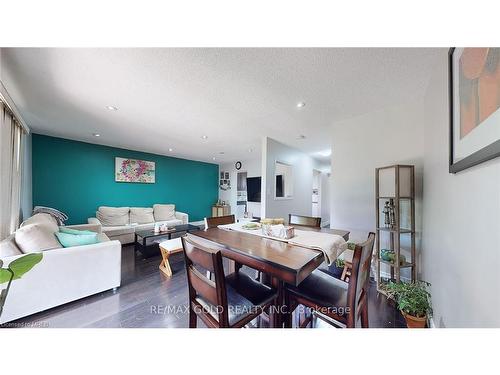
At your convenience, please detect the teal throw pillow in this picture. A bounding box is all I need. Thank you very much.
[59,227,96,236]
[55,232,99,248]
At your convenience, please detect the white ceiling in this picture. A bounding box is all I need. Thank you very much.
[1,48,443,164]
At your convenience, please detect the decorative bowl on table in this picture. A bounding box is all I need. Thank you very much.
[241,222,261,230]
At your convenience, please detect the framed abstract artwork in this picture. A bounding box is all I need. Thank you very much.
[449,48,500,173]
[115,157,155,183]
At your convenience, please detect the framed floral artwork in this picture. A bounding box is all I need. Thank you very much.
[115,157,155,183]
[449,48,500,173]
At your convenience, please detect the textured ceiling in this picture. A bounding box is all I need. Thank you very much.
[1,48,443,163]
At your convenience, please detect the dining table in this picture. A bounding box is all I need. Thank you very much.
[187,225,350,327]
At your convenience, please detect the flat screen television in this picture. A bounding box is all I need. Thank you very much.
[246,176,261,202]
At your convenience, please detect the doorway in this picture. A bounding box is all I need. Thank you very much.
[312,169,321,217]
[236,171,247,219]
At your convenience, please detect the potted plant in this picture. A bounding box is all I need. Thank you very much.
[0,253,43,319]
[385,280,432,328]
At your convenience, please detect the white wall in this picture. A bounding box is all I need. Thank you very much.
[329,54,500,327]
[421,54,500,328]
[330,101,425,276]
[218,157,261,218]
[262,137,322,220]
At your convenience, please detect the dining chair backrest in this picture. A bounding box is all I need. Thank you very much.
[205,214,235,229]
[345,232,375,327]
[288,214,321,228]
[181,236,229,326]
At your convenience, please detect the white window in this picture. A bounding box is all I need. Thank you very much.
[0,99,25,239]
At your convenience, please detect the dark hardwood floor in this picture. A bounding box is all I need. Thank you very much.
[3,244,406,328]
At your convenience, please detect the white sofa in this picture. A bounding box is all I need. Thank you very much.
[0,213,121,324]
[88,204,188,244]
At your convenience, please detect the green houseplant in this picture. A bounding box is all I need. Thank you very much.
[385,280,432,328]
[0,253,43,319]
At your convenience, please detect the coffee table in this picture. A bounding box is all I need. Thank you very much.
[134,224,200,258]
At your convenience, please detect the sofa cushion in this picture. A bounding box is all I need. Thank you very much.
[153,204,176,221]
[101,225,135,237]
[55,232,99,248]
[130,207,154,224]
[134,223,155,231]
[20,213,59,234]
[97,207,130,226]
[15,224,62,253]
[0,235,23,258]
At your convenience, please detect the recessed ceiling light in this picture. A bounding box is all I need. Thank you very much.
[201,135,208,140]
[168,148,173,152]
[92,133,100,137]
[297,134,306,139]
[296,102,306,108]
[105,106,118,111]
[212,157,216,161]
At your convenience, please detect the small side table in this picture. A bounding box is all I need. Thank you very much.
[159,238,183,277]
[212,204,230,217]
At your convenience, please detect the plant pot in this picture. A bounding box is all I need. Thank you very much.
[402,311,427,328]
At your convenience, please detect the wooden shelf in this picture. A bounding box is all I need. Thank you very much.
[378,259,415,268]
[375,164,416,286]
[377,227,413,234]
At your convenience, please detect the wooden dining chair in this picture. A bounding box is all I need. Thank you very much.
[204,214,245,276]
[284,232,375,328]
[182,235,278,328]
[288,214,321,228]
[205,214,235,229]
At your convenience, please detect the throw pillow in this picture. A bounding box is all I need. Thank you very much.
[130,207,155,224]
[59,227,96,235]
[20,213,59,234]
[55,232,99,248]
[153,204,176,221]
[96,206,130,226]
[15,224,62,253]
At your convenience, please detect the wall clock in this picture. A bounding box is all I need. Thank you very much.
[235,161,242,170]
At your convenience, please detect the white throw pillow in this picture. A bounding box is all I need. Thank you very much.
[153,204,176,222]
[15,224,62,253]
[0,235,23,258]
[20,213,59,233]
[97,206,130,226]
[130,207,154,224]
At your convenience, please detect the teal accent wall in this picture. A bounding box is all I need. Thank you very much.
[32,134,218,225]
